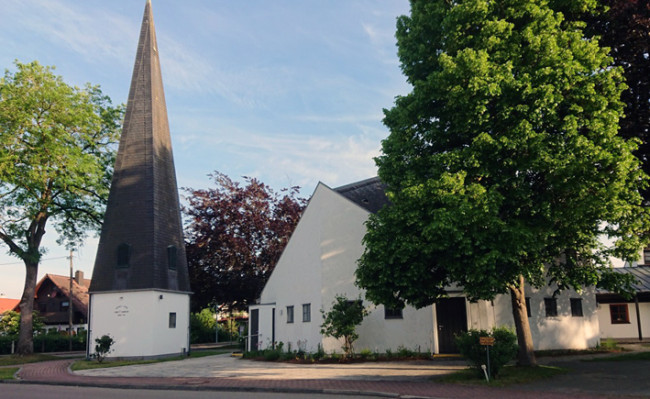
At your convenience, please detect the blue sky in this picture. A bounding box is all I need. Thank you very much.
[0,1,411,298]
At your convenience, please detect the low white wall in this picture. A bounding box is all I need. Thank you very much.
[598,301,649,340]
[494,286,600,350]
[88,290,190,358]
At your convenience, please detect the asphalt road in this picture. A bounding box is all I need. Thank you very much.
[0,384,384,399]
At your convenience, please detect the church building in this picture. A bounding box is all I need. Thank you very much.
[87,0,191,359]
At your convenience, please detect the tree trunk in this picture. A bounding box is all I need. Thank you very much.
[509,274,537,366]
[17,261,39,355]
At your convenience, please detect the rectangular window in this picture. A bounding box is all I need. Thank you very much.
[384,307,403,319]
[644,248,650,264]
[302,303,311,322]
[167,245,177,270]
[116,243,131,268]
[544,298,557,317]
[525,297,531,318]
[169,312,177,328]
[610,304,630,324]
[286,306,294,323]
[60,301,70,311]
[570,298,583,317]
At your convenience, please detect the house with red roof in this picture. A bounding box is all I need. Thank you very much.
[0,298,20,314]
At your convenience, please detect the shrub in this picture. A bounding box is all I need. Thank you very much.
[455,327,518,378]
[320,295,368,358]
[93,335,114,363]
[34,332,86,353]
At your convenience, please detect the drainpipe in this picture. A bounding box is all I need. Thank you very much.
[635,295,643,341]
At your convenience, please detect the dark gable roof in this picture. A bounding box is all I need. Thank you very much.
[35,274,91,317]
[597,266,650,294]
[334,177,389,214]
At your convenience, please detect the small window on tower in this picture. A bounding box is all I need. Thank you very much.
[116,243,131,268]
[167,245,177,270]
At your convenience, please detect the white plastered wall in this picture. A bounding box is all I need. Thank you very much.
[598,301,649,340]
[252,184,330,352]
[88,290,190,358]
[493,285,600,350]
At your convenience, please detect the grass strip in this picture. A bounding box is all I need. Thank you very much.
[438,364,566,387]
[0,354,61,367]
[71,349,231,371]
[0,367,19,380]
[587,351,650,362]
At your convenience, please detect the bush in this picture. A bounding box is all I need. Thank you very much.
[0,331,87,354]
[34,332,87,353]
[455,327,518,378]
[320,295,368,358]
[93,335,114,363]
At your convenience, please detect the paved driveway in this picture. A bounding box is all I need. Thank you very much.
[76,354,468,381]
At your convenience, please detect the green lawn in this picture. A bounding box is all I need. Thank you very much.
[588,351,650,362]
[0,354,61,367]
[438,365,566,387]
[0,367,19,380]
[71,349,233,371]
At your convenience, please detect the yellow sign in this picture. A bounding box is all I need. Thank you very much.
[479,337,495,346]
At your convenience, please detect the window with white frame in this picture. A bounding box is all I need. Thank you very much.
[302,303,311,322]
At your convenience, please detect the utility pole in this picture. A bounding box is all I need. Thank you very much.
[68,249,74,352]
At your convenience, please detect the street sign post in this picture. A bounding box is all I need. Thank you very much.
[479,336,495,382]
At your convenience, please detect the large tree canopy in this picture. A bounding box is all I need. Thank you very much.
[0,61,123,354]
[356,0,648,367]
[584,1,650,201]
[184,172,306,312]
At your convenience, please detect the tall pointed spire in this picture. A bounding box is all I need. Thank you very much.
[90,0,190,293]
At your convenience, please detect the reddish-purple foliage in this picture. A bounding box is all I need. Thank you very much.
[184,172,306,312]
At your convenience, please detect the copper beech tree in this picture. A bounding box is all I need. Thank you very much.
[184,172,306,313]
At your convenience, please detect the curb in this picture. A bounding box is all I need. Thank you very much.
[0,378,445,399]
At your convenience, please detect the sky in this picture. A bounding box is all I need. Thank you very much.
[0,0,412,299]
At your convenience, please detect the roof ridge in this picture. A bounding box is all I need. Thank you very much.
[333,176,382,193]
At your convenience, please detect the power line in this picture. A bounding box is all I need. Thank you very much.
[0,256,68,266]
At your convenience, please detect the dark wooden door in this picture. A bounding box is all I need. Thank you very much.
[436,297,467,354]
[250,309,259,350]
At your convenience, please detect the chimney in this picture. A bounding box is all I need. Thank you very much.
[75,270,84,287]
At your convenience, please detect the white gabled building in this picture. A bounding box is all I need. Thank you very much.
[249,177,600,354]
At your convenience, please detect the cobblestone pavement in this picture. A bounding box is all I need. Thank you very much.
[6,351,648,399]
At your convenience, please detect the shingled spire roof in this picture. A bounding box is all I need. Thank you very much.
[90,0,190,293]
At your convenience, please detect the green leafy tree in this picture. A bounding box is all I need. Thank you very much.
[190,308,217,344]
[0,310,44,337]
[557,1,650,201]
[0,61,123,355]
[320,295,368,358]
[356,0,648,367]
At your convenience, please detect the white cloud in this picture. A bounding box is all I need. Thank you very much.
[7,0,136,66]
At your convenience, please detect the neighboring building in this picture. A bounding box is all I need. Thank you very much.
[88,0,191,359]
[0,298,19,315]
[32,271,91,334]
[249,177,600,354]
[597,266,650,341]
